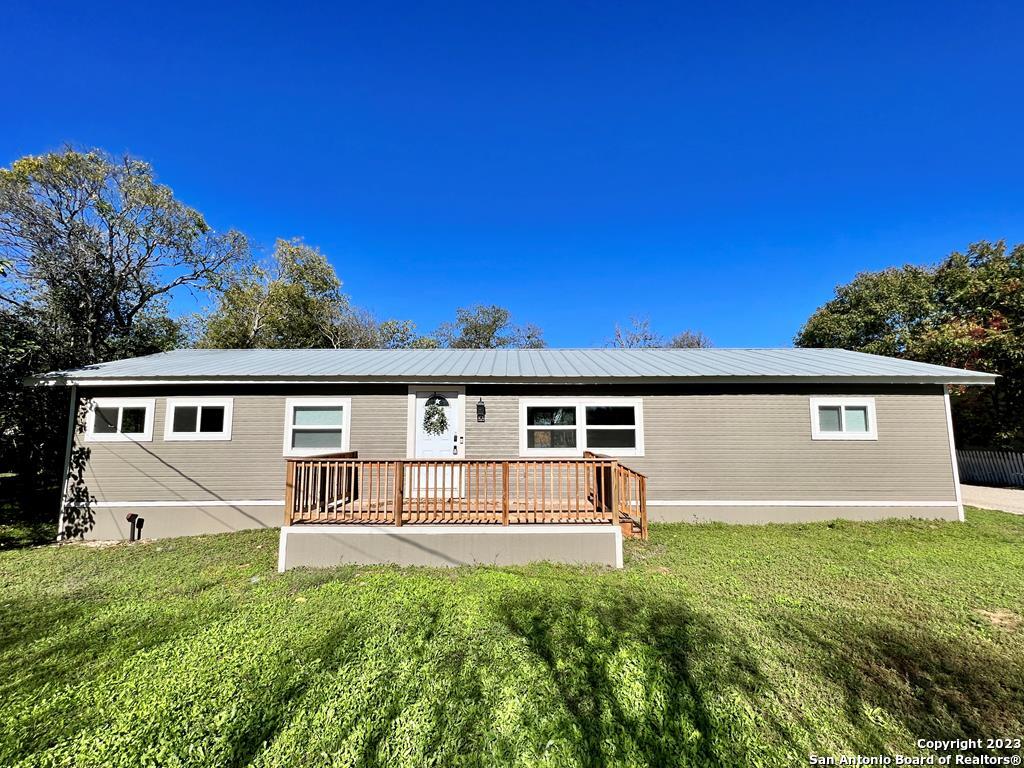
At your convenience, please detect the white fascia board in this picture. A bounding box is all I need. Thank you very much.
[32,374,999,387]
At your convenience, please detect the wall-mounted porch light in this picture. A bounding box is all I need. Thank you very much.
[476,398,486,422]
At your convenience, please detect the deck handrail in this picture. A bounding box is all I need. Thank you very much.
[284,454,648,539]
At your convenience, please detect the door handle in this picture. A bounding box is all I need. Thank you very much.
[453,446,458,456]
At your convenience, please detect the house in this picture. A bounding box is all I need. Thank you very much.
[33,347,995,570]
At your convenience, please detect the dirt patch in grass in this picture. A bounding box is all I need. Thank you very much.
[976,609,1022,632]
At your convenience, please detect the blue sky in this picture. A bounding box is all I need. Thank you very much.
[4,1,1022,346]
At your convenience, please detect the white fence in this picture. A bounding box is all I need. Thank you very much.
[957,450,1024,487]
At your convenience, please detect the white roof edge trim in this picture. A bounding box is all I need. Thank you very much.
[33,374,998,387]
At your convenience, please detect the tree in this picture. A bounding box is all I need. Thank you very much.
[199,239,346,349]
[378,319,438,349]
[0,148,241,528]
[611,317,661,348]
[794,266,936,358]
[666,330,713,349]
[0,149,245,362]
[610,317,712,348]
[434,305,545,349]
[199,239,429,350]
[795,240,1024,449]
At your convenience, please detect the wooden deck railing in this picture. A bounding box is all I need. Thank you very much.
[284,453,647,538]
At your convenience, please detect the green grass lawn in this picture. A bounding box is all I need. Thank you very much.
[1,509,1022,767]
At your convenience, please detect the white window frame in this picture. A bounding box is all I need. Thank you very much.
[809,397,878,441]
[283,397,352,457]
[164,397,234,441]
[84,397,155,443]
[518,397,645,457]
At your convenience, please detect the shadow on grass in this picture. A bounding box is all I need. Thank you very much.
[496,579,798,766]
[0,588,232,700]
[345,606,493,766]
[219,618,361,768]
[782,616,1024,755]
[0,484,58,550]
[0,587,349,761]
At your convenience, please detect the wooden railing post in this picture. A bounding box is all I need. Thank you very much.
[501,462,510,526]
[609,461,620,525]
[393,460,404,526]
[640,475,648,540]
[284,459,295,526]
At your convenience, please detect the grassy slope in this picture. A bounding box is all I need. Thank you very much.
[1,509,1022,767]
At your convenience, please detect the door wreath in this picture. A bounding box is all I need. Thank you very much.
[423,393,449,436]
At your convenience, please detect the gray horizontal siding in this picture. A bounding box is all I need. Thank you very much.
[80,393,407,503]
[76,385,957,515]
[465,395,518,458]
[637,392,955,501]
[464,390,957,503]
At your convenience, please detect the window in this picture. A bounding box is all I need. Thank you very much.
[164,398,233,441]
[283,397,351,456]
[519,398,644,457]
[809,397,877,441]
[525,406,576,449]
[85,398,155,442]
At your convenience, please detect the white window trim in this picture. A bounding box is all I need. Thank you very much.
[283,397,352,457]
[84,397,155,443]
[809,397,878,441]
[518,397,645,458]
[164,397,234,441]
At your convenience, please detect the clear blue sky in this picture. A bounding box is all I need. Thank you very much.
[4,1,1022,346]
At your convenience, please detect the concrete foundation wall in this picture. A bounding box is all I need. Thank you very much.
[278,524,623,570]
[84,504,283,540]
[648,504,960,524]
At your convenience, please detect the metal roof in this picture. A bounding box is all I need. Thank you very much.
[33,348,997,385]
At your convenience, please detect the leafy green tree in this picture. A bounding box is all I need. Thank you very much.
[200,239,345,348]
[796,241,1024,449]
[200,239,424,350]
[0,148,243,527]
[0,149,244,361]
[378,319,437,349]
[795,267,936,358]
[434,305,545,349]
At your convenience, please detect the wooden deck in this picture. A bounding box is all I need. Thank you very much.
[284,452,648,538]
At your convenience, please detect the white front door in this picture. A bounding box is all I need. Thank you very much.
[410,390,464,498]
[413,390,463,459]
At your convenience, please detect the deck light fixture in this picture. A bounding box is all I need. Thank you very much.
[476,398,486,422]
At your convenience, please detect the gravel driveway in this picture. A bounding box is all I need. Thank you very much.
[961,484,1024,516]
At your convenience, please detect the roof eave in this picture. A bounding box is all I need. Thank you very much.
[33,373,999,387]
